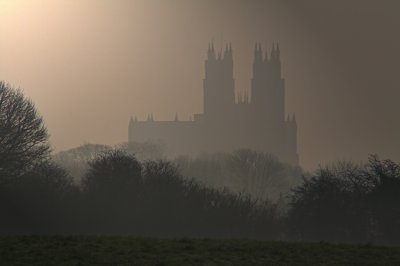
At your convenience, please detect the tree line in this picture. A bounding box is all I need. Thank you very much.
[1,81,399,245]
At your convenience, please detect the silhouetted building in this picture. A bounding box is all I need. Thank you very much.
[128,43,299,165]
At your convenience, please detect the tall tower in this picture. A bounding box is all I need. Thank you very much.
[203,43,235,119]
[251,43,285,125]
[250,43,265,110]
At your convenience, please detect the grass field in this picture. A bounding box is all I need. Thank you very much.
[0,236,399,265]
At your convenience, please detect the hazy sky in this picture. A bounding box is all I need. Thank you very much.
[1,0,400,170]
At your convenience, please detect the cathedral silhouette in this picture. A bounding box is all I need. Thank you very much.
[128,43,298,165]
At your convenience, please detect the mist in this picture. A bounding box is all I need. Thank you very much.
[1,0,400,170]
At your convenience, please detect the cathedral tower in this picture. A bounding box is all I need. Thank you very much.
[203,43,235,119]
[251,43,285,125]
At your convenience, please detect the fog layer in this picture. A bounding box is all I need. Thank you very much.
[1,0,400,169]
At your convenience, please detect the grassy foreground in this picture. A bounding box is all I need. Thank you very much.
[0,236,400,266]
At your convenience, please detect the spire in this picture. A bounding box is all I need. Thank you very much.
[208,42,216,60]
[258,43,263,59]
[175,112,178,121]
[146,113,154,122]
[264,44,269,62]
[276,42,281,59]
[129,116,134,125]
[224,43,232,60]
[254,42,262,62]
[271,42,276,59]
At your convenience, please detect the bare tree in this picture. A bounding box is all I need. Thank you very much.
[0,81,50,179]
